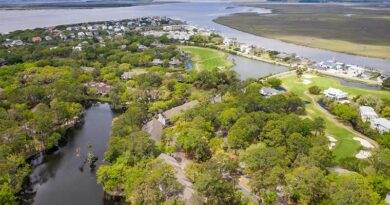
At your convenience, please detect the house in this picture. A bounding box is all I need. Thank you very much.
[276,53,292,60]
[239,44,252,54]
[77,32,85,38]
[359,106,378,122]
[323,88,348,101]
[210,94,222,104]
[169,57,182,67]
[73,46,82,51]
[142,118,164,142]
[45,36,53,41]
[152,58,163,66]
[260,87,283,98]
[137,44,148,50]
[85,32,93,37]
[157,154,195,204]
[121,70,147,81]
[223,37,237,46]
[158,100,199,126]
[371,118,390,133]
[87,82,111,95]
[32,36,42,42]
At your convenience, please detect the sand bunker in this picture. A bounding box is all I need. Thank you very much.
[353,137,374,148]
[355,150,372,159]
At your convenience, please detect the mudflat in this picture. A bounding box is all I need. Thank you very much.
[214,4,390,59]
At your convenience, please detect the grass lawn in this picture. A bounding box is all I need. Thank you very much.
[281,74,387,160]
[282,74,390,100]
[305,102,361,161]
[214,4,390,59]
[179,46,234,71]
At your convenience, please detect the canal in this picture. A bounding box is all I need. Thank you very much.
[23,103,115,205]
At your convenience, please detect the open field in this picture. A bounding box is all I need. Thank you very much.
[214,4,390,59]
[281,74,384,160]
[180,46,234,71]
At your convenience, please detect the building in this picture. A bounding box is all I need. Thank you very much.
[87,82,111,95]
[239,44,252,54]
[371,118,390,133]
[260,87,283,98]
[158,100,199,126]
[152,58,163,66]
[45,36,53,41]
[385,192,390,205]
[223,37,237,46]
[157,154,195,204]
[169,57,182,67]
[121,70,147,81]
[142,118,164,142]
[32,36,42,42]
[359,106,378,122]
[323,87,348,101]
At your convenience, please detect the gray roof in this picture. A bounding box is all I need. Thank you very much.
[163,100,199,119]
[142,119,164,142]
[157,154,195,203]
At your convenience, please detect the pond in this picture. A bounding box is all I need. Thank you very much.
[22,103,116,205]
[228,54,289,80]
[327,76,382,91]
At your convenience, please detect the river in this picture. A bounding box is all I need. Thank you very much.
[23,103,115,205]
[1,2,390,74]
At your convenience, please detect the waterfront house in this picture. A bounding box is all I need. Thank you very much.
[260,87,283,98]
[323,88,348,101]
[359,106,378,122]
[371,118,390,133]
[239,44,252,54]
[223,37,237,47]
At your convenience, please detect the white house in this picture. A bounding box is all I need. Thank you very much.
[239,44,252,54]
[323,88,348,101]
[223,37,237,46]
[359,106,378,122]
[371,118,390,133]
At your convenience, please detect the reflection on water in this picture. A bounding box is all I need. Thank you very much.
[23,103,115,205]
[327,76,381,90]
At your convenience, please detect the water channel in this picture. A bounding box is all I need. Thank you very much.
[23,103,115,205]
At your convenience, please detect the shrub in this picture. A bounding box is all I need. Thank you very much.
[308,85,322,95]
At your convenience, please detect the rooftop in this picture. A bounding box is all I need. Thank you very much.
[142,119,164,142]
[163,100,199,120]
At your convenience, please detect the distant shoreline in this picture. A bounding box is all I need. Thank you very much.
[0,1,175,10]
